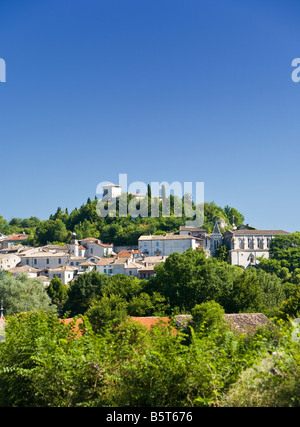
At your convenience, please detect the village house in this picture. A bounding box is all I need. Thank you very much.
[0,233,28,250]
[77,261,96,274]
[223,229,291,268]
[179,226,207,237]
[69,255,87,267]
[44,266,78,284]
[138,266,156,280]
[8,265,39,278]
[19,250,69,270]
[138,234,201,257]
[102,183,122,199]
[141,255,168,267]
[96,257,142,277]
[70,233,113,258]
[0,253,22,270]
[116,249,142,259]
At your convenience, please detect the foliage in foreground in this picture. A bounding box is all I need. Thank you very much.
[0,310,299,407]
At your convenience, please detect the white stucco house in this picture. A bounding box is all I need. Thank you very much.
[45,266,78,284]
[102,183,122,200]
[138,234,200,257]
[8,265,39,278]
[96,257,142,277]
[70,233,113,258]
[19,250,69,270]
[0,254,22,270]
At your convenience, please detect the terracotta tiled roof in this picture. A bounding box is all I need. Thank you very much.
[117,249,141,258]
[131,317,173,330]
[224,313,272,335]
[7,234,28,241]
[60,318,83,338]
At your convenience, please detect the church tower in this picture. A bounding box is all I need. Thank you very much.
[70,232,79,257]
[210,222,222,256]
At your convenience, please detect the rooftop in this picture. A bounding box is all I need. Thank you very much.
[139,234,196,241]
[20,250,68,258]
[223,313,272,335]
[8,265,39,273]
[226,229,290,236]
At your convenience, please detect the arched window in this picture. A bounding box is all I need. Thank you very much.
[239,238,244,249]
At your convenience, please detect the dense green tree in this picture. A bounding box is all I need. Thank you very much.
[227,268,285,317]
[191,301,228,334]
[86,294,129,334]
[150,249,239,312]
[224,205,245,228]
[0,312,108,407]
[47,277,69,316]
[0,273,56,316]
[63,271,110,316]
[34,219,68,245]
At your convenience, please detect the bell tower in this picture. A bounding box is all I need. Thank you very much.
[70,232,79,257]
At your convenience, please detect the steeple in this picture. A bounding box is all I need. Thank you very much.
[212,222,221,235]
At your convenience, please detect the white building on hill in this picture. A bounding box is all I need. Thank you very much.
[138,234,200,257]
[223,229,291,268]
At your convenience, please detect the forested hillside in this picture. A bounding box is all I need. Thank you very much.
[0,194,245,246]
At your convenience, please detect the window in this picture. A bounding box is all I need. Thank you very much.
[26,259,29,265]
[70,262,74,266]
[76,262,79,266]
[34,259,37,265]
[91,248,93,254]
[156,242,159,246]
[46,259,49,264]
[58,258,61,264]
[108,268,113,274]
[104,269,107,273]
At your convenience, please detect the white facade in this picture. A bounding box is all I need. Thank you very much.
[8,265,39,278]
[0,254,21,270]
[69,256,87,267]
[223,229,290,268]
[102,184,122,199]
[47,266,78,284]
[96,257,141,277]
[19,251,69,270]
[69,233,113,259]
[83,241,113,258]
[138,235,197,257]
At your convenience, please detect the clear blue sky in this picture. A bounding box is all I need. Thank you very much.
[1,0,300,232]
